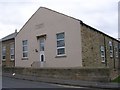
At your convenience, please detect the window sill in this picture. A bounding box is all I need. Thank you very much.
[22,58,28,60]
[10,60,15,62]
[2,60,6,62]
[55,55,67,58]
[101,61,105,63]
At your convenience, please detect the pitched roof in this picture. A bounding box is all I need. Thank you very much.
[17,7,82,36]
[2,32,17,41]
[17,7,119,42]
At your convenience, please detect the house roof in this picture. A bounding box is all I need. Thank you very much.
[18,7,119,43]
[2,31,17,41]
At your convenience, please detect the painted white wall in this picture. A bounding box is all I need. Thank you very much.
[15,7,82,68]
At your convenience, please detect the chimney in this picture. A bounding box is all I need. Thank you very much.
[15,29,17,33]
[119,38,120,41]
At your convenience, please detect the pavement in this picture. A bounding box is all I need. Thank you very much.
[2,73,120,89]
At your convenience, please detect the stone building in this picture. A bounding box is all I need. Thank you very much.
[1,31,17,67]
[15,7,120,69]
[81,23,120,69]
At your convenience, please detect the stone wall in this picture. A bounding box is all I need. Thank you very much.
[2,39,15,67]
[3,67,111,82]
[81,24,120,69]
[81,25,106,68]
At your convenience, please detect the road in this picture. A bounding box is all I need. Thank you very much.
[2,76,84,88]
[2,76,109,90]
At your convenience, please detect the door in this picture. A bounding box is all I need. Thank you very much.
[39,38,45,67]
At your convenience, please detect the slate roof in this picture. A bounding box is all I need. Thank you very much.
[2,32,17,41]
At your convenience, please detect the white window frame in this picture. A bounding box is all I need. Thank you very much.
[2,46,6,61]
[56,32,66,56]
[100,46,105,63]
[114,45,118,58]
[109,41,113,58]
[40,38,45,51]
[22,40,28,58]
[10,43,15,60]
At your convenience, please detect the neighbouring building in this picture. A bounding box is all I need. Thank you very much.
[1,31,17,67]
[15,7,120,68]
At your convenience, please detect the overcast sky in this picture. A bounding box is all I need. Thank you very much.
[0,0,119,39]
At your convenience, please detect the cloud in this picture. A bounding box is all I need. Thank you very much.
[0,0,119,39]
[0,1,40,38]
[0,22,18,38]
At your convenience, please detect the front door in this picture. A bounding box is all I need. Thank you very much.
[39,38,45,67]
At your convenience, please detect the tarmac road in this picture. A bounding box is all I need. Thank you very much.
[2,76,114,90]
[2,76,85,88]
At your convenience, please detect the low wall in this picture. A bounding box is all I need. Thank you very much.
[2,67,111,82]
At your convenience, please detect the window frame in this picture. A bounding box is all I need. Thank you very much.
[22,40,28,58]
[40,38,45,51]
[114,45,118,58]
[56,32,66,56]
[100,45,105,63]
[2,46,6,61]
[109,41,113,58]
[10,43,15,61]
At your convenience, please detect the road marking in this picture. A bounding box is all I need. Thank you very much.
[56,84,83,88]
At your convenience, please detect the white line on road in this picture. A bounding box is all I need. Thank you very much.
[56,84,83,88]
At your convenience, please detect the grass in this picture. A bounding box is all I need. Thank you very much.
[112,75,120,83]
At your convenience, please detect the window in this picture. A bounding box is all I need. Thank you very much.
[56,32,65,56]
[114,45,118,58]
[109,41,113,58]
[2,46,6,60]
[40,39,44,51]
[10,44,15,60]
[100,46,105,62]
[22,40,28,58]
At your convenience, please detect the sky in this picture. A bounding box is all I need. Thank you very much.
[0,0,119,39]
